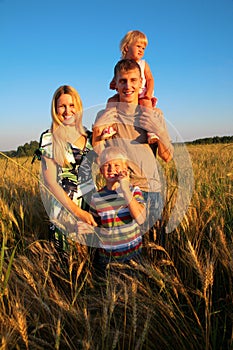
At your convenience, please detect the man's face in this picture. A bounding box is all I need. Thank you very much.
[115,68,142,104]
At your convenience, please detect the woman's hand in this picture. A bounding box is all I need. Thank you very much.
[77,209,97,227]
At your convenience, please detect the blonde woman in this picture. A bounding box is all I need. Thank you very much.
[38,85,97,251]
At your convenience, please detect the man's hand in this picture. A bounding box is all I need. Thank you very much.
[140,108,174,162]
[139,108,165,136]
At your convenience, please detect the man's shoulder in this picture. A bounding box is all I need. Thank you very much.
[93,107,117,127]
[94,109,106,122]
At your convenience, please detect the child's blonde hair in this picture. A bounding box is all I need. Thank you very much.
[99,147,128,167]
[120,30,148,58]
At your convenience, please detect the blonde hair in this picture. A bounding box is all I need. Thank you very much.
[120,30,148,58]
[50,85,87,166]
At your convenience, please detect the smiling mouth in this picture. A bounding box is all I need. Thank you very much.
[63,115,75,125]
[108,173,118,178]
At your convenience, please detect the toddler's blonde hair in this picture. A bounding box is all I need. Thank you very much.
[120,30,148,58]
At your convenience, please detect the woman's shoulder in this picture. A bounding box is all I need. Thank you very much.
[32,129,52,163]
[39,129,53,158]
[84,128,93,149]
[40,129,52,146]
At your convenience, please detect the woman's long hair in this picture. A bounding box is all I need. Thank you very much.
[51,85,87,166]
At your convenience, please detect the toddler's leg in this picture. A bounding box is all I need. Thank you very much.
[139,97,159,144]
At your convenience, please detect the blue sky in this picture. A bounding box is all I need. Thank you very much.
[0,0,232,151]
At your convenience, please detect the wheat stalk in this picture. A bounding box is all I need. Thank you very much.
[15,301,29,350]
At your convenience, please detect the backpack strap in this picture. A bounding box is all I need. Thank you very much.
[31,129,50,164]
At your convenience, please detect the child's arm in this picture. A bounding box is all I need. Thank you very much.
[144,61,154,99]
[118,172,146,225]
[109,77,116,90]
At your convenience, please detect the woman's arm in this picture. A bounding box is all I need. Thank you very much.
[42,156,97,226]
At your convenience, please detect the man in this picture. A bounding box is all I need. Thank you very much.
[92,59,173,244]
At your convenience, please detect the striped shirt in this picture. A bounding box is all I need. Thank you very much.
[90,185,145,263]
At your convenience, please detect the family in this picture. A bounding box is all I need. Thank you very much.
[36,30,174,269]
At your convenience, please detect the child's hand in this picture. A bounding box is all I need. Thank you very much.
[109,79,116,90]
[117,169,130,191]
[139,97,153,109]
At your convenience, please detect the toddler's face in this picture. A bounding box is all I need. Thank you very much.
[125,40,146,61]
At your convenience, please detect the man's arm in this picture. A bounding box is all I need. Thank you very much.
[139,108,174,162]
[92,108,117,156]
[92,124,106,157]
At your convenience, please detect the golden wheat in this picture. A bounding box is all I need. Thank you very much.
[0,144,232,349]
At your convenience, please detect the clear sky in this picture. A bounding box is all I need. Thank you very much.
[0,0,232,151]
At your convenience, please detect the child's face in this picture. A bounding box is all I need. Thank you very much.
[101,158,128,183]
[115,68,142,104]
[125,40,146,61]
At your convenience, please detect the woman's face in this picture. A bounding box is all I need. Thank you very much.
[56,93,76,125]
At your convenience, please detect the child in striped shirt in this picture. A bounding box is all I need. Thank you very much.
[90,147,146,267]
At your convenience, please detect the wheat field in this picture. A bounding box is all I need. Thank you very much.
[0,143,232,350]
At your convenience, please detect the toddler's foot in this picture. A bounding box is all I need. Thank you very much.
[101,126,117,140]
[148,132,159,144]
